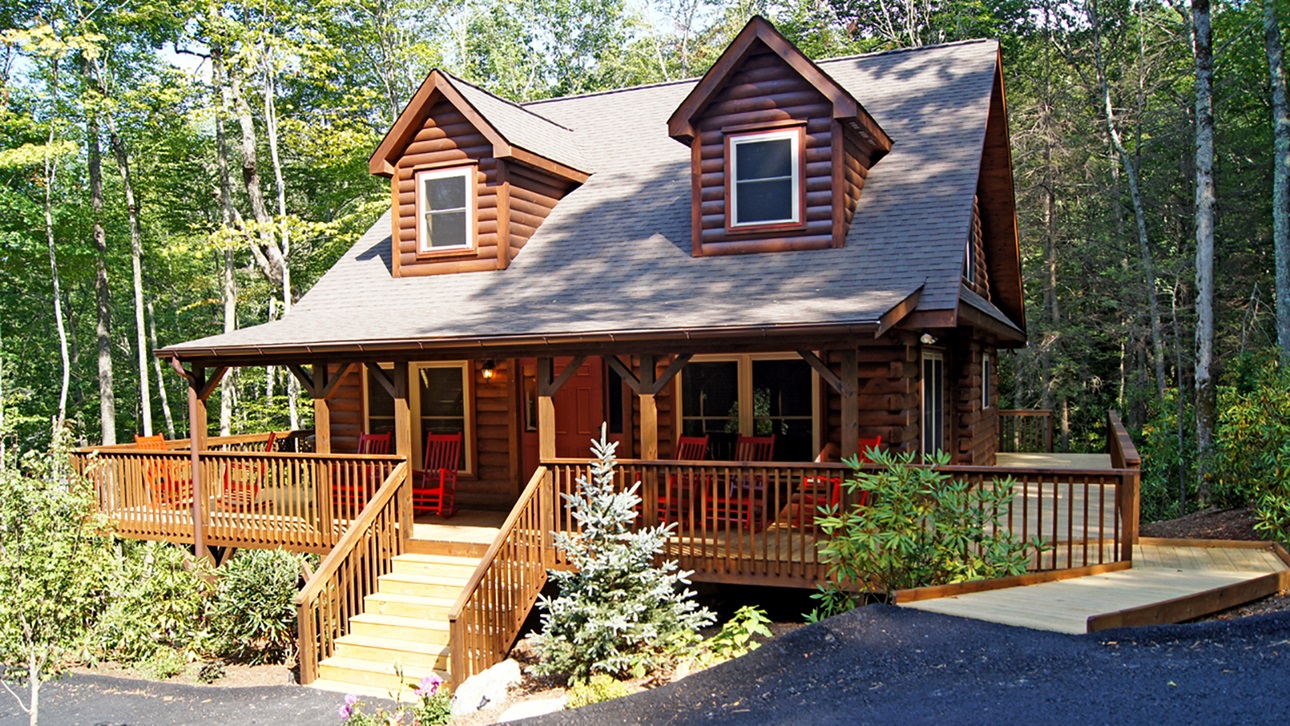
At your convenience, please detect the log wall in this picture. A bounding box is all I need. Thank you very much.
[951,340,998,465]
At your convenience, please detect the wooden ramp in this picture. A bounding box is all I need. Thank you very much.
[897,540,1290,634]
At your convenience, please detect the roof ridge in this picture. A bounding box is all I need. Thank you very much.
[440,70,577,133]
[522,37,999,107]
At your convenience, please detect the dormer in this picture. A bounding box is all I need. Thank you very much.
[667,17,891,257]
[370,72,590,277]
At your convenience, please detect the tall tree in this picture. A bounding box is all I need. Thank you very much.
[82,69,115,444]
[1268,0,1290,355]
[1192,0,1217,502]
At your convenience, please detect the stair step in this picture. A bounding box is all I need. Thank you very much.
[406,539,489,558]
[316,655,447,694]
[333,634,451,670]
[363,591,458,620]
[378,572,471,598]
[349,613,451,645]
[391,553,481,578]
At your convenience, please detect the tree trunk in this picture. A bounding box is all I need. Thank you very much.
[1268,0,1290,355]
[1089,0,1168,400]
[146,297,175,438]
[27,652,38,726]
[1192,0,1218,504]
[212,42,239,438]
[228,66,284,284]
[43,59,70,431]
[108,130,152,437]
[262,64,299,429]
[85,104,116,444]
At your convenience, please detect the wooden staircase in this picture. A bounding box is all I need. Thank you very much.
[308,551,481,699]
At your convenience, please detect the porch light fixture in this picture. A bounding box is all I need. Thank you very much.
[481,360,496,381]
[919,333,937,345]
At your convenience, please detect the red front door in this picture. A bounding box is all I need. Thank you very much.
[521,357,605,479]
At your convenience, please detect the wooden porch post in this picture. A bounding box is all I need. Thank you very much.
[840,347,859,461]
[393,361,411,460]
[537,357,556,463]
[639,355,658,460]
[313,362,331,454]
[188,368,208,560]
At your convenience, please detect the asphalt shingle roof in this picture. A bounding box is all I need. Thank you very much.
[446,73,591,174]
[164,40,1003,357]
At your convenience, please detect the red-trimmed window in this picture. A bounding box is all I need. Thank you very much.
[727,128,803,229]
[415,166,475,255]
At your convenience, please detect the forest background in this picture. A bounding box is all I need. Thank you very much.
[2,0,1289,524]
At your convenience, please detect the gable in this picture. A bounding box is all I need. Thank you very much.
[975,57,1024,332]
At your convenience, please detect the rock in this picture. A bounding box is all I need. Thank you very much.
[497,696,567,722]
[450,659,523,717]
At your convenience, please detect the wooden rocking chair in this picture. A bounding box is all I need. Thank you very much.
[332,432,392,513]
[659,435,709,526]
[217,432,277,511]
[413,432,461,517]
[134,434,193,508]
[789,435,883,526]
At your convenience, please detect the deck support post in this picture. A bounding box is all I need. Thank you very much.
[639,355,658,460]
[536,358,557,463]
[393,361,413,546]
[840,347,859,461]
[178,363,226,563]
[313,362,331,454]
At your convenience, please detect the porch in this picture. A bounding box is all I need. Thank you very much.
[72,408,1140,686]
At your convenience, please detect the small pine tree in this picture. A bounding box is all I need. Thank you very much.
[528,425,714,680]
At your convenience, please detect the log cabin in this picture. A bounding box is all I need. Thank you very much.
[73,17,1142,694]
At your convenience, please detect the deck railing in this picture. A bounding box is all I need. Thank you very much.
[296,461,412,684]
[544,457,1138,584]
[71,447,402,552]
[448,466,553,685]
[997,409,1054,453]
[1107,411,1141,549]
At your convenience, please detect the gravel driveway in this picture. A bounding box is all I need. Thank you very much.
[3,605,1287,725]
[540,605,1290,725]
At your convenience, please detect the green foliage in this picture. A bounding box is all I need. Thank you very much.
[208,548,304,665]
[566,673,632,709]
[1136,392,1198,522]
[810,450,1042,614]
[141,645,186,680]
[96,540,214,663]
[1209,355,1290,541]
[0,433,114,714]
[694,606,773,666]
[339,673,451,725]
[528,426,715,680]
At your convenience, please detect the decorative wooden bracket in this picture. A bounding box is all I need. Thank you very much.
[606,354,692,396]
[797,350,851,395]
[289,362,355,400]
[169,357,228,402]
[537,356,587,397]
[365,362,397,398]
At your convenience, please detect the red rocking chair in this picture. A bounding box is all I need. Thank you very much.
[135,434,193,508]
[659,435,709,525]
[790,435,883,526]
[218,432,278,511]
[413,432,461,517]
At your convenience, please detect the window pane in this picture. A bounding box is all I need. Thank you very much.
[752,359,813,462]
[736,138,792,180]
[367,369,395,437]
[425,175,466,210]
[736,178,793,223]
[419,366,464,470]
[426,210,467,248]
[682,361,738,458]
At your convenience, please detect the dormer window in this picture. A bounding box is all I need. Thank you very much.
[727,128,803,230]
[415,166,475,255]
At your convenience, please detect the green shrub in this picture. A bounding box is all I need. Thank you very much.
[566,673,632,708]
[1137,391,1198,522]
[197,660,226,684]
[141,645,186,680]
[208,548,303,665]
[528,426,714,680]
[1210,354,1290,541]
[810,450,1043,616]
[695,605,772,666]
[97,541,214,663]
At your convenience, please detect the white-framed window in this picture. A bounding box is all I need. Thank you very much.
[414,166,474,254]
[982,354,992,410]
[676,353,819,462]
[921,350,946,459]
[364,361,473,473]
[728,128,801,228]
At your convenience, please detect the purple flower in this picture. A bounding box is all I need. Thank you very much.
[417,674,443,696]
[338,704,352,719]
[345,694,358,706]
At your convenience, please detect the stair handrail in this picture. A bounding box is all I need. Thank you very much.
[448,466,552,685]
[296,460,412,684]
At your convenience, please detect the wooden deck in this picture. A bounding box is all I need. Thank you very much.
[997,452,1113,469]
[898,540,1290,633]
[408,509,505,556]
